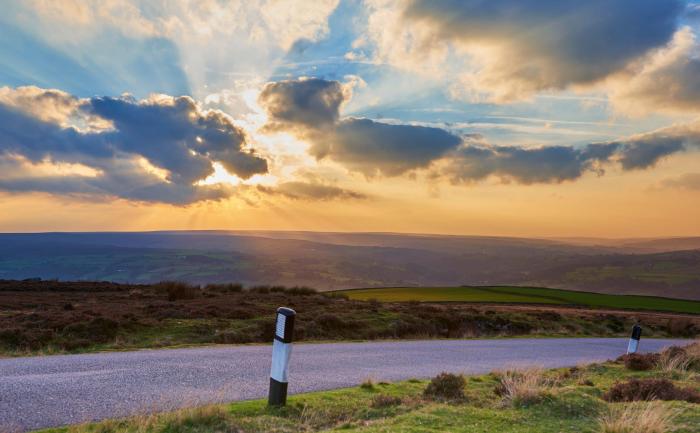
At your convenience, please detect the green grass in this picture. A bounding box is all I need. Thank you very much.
[37,354,700,433]
[336,286,700,314]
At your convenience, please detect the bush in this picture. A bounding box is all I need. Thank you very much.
[0,329,23,349]
[603,378,700,403]
[423,372,465,401]
[157,281,200,301]
[371,395,402,408]
[59,317,120,348]
[284,286,317,296]
[205,283,243,293]
[618,353,659,371]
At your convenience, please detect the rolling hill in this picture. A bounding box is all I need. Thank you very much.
[0,231,699,299]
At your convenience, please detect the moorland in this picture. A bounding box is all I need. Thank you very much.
[1,280,698,356]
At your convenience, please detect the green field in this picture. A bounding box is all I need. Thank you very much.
[336,286,700,314]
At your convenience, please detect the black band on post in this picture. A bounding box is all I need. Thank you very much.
[274,307,296,343]
[631,324,642,340]
[268,378,288,406]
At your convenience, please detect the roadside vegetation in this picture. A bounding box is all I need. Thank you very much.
[1,280,699,356]
[338,286,700,314]
[38,342,700,433]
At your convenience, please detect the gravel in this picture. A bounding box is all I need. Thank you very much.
[0,337,687,431]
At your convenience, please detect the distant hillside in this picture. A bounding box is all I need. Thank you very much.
[0,231,698,299]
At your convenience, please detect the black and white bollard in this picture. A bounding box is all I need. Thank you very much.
[627,324,642,354]
[268,307,296,406]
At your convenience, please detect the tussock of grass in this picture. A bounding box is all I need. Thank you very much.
[598,402,679,433]
[360,379,376,391]
[494,367,552,407]
[657,343,700,374]
[64,405,236,433]
[370,395,403,409]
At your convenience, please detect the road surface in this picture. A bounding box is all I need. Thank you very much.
[0,338,687,431]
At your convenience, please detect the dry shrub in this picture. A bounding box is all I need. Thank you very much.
[423,372,466,401]
[494,368,551,407]
[666,317,698,338]
[371,395,403,408]
[603,378,700,403]
[598,402,679,433]
[618,353,659,371]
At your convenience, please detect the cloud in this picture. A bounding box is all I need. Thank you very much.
[314,118,463,176]
[437,120,700,184]
[0,86,83,125]
[364,0,685,101]
[86,94,267,181]
[25,0,339,50]
[259,78,347,128]
[608,120,700,170]
[258,77,700,182]
[258,78,464,176]
[0,87,268,204]
[660,172,700,190]
[259,181,366,200]
[608,27,700,115]
[440,141,619,184]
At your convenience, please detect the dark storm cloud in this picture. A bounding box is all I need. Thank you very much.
[439,121,700,184]
[87,95,267,181]
[616,137,686,170]
[259,78,464,176]
[258,78,345,127]
[0,88,268,204]
[315,118,463,176]
[442,142,619,184]
[402,0,684,96]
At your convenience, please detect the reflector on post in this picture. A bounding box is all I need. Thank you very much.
[269,307,296,406]
[627,324,642,354]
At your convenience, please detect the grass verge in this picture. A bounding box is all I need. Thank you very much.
[37,343,700,433]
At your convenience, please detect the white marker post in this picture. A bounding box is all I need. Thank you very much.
[268,307,296,406]
[627,324,642,354]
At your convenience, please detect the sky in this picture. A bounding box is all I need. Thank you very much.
[1,0,700,237]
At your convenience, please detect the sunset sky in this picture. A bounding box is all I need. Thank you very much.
[1,0,700,237]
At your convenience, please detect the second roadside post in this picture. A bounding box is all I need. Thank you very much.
[627,324,642,354]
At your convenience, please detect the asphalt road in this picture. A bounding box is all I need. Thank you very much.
[0,338,687,431]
